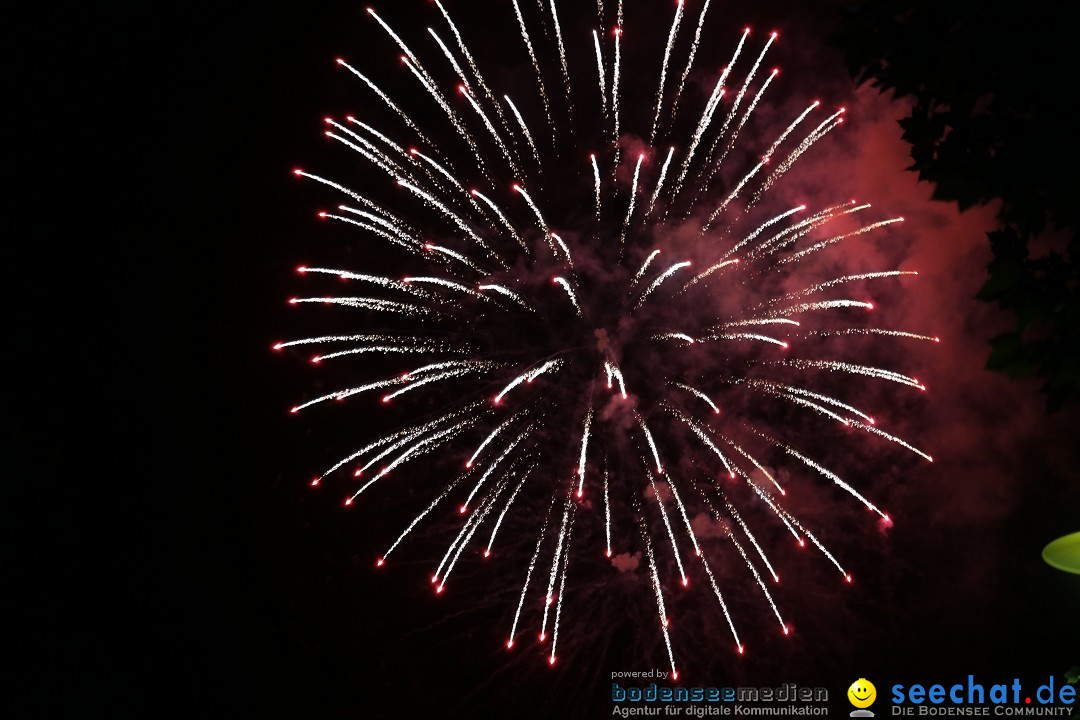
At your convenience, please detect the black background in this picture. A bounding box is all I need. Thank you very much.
[11,1,1078,717]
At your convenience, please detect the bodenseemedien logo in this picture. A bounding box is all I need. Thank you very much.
[849,678,878,717]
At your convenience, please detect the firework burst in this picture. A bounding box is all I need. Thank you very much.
[278,0,934,674]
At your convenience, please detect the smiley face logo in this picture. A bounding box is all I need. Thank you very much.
[848,679,877,709]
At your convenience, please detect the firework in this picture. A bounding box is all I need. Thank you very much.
[279,0,934,674]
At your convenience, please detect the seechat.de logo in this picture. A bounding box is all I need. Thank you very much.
[849,679,878,718]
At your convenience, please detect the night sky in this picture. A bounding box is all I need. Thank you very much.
[13,1,1079,718]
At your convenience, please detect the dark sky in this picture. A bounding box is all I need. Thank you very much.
[12,1,1079,718]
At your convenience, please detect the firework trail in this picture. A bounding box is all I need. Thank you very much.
[486,463,532,555]
[647,146,675,217]
[541,498,574,643]
[603,464,612,557]
[698,31,778,187]
[667,0,713,129]
[649,473,688,586]
[552,276,582,316]
[548,0,573,123]
[636,260,692,308]
[512,0,555,141]
[505,95,542,167]
[433,1,512,140]
[671,381,720,414]
[633,248,661,285]
[612,26,623,162]
[590,153,602,220]
[576,407,594,497]
[621,153,645,247]
[458,84,520,178]
[641,511,678,679]
[592,30,607,118]
[470,189,528,252]
[649,0,685,142]
[508,497,556,648]
[514,182,550,237]
[281,1,934,670]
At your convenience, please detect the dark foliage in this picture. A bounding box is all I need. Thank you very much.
[831,0,1080,410]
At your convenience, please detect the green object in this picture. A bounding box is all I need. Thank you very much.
[1042,532,1080,574]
